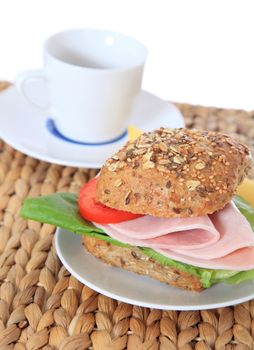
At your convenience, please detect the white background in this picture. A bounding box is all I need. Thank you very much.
[1,0,254,109]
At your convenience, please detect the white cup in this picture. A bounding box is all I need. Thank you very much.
[16,29,148,143]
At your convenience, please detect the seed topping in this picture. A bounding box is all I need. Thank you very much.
[105,127,251,199]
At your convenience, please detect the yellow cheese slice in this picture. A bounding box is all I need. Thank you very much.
[237,178,254,208]
[128,125,143,142]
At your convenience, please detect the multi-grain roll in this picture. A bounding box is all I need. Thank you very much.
[96,128,251,217]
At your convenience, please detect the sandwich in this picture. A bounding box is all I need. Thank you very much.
[20,128,254,292]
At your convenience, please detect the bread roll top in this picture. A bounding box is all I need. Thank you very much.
[96,128,251,217]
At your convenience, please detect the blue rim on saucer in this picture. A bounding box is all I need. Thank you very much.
[46,118,128,146]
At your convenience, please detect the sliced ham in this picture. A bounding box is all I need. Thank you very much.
[155,247,254,271]
[108,215,217,240]
[107,215,220,249]
[95,222,220,249]
[171,203,254,259]
[93,201,254,271]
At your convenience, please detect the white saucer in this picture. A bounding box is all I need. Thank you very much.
[55,228,254,310]
[0,86,184,168]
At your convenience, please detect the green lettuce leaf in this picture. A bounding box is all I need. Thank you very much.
[20,192,130,247]
[20,192,103,234]
[20,192,254,288]
[225,269,254,285]
[233,195,254,231]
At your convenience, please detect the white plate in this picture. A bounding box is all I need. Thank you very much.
[0,86,184,168]
[55,228,254,310]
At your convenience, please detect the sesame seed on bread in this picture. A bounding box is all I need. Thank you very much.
[96,128,251,218]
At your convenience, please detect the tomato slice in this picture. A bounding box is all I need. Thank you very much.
[78,178,143,224]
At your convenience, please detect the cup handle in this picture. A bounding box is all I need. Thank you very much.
[15,69,50,110]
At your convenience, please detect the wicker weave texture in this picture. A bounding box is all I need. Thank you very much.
[0,82,254,349]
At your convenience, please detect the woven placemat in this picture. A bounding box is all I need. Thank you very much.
[0,82,254,350]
